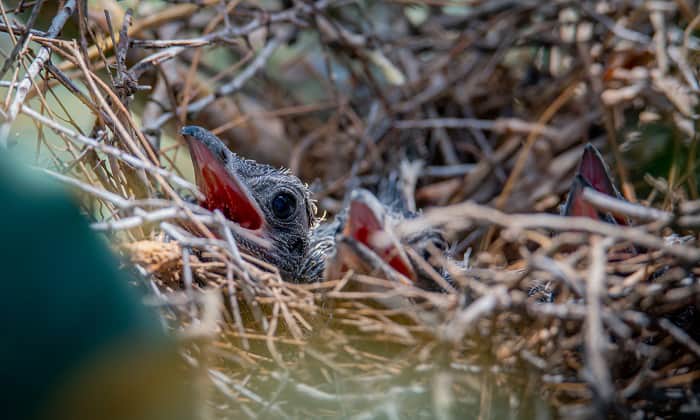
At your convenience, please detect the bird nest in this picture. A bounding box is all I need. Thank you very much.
[4,1,700,418]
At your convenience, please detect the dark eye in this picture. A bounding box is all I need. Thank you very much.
[271,192,296,220]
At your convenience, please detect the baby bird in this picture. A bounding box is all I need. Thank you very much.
[327,187,453,291]
[181,126,315,281]
[182,125,452,289]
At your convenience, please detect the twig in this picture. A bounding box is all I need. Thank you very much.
[0,0,45,80]
[440,286,510,343]
[38,166,133,212]
[658,318,700,359]
[1,0,76,147]
[584,236,614,411]
[20,105,201,196]
[394,117,562,140]
[582,188,671,223]
[397,201,700,262]
[150,28,293,129]
[216,210,270,331]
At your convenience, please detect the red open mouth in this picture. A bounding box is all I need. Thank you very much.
[344,194,416,281]
[570,145,628,225]
[564,175,600,220]
[579,145,617,199]
[185,135,264,232]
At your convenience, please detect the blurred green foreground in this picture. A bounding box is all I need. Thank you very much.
[0,152,195,420]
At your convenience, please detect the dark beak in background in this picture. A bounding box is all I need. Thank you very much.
[343,189,416,281]
[562,143,628,225]
[578,143,618,198]
[562,175,602,220]
[181,126,265,232]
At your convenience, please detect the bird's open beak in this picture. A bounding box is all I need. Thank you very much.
[562,175,600,220]
[562,143,628,225]
[578,143,618,198]
[181,126,266,232]
[343,189,416,281]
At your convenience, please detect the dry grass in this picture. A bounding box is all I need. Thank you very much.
[2,0,700,418]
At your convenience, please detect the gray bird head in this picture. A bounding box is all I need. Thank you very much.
[181,125,315,281]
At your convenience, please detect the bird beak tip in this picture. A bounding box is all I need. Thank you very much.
[180,125,200,137]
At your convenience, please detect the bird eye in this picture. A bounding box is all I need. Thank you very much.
[271,192,296,220]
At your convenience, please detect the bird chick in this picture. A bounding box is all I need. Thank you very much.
[326,188,454,292]
[181,126,315,281]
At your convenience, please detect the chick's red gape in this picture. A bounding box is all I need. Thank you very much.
[189,139,263,231]
[345,196,416,281]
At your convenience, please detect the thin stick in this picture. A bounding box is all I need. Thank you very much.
[1,0,77,147]
[584,236,614,410]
